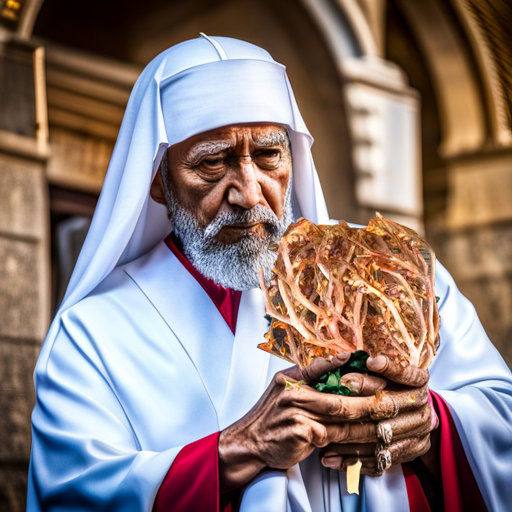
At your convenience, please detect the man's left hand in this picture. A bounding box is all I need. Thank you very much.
[320,355,437,476]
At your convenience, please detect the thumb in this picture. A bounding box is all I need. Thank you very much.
[283,353,352,383]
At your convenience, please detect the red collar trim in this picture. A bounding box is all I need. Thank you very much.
[164,233,242,334]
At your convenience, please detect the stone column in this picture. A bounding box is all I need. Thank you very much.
[0,38,50,511]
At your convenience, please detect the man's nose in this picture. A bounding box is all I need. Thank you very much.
[226,158,263,209]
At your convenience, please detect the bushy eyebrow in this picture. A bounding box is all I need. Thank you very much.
[188,141,233,161]
[187,129,291,162]
[252,130,290,149]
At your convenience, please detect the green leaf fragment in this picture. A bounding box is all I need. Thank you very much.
[313,351,370,395]
[326,373,339,387]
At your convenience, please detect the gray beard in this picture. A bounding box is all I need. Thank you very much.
[164,185,293,290]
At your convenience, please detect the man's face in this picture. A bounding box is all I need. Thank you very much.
[151,123,294,290]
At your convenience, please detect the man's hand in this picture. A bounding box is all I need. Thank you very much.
[219,354,405,491]
[321,355,436,476]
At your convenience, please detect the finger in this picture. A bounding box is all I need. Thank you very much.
[371,434,431,474]
[367,355,429,387]
[321,402,431,449]
[308,421,329,448]
[369,384,429,421]
[323,443,377,458]
[302,353,353,383]
[283,385,376,420]
[322,455,381,476]
[379,433,431,466]
[373,403,431,446]
[324,434,432,476]
[339,373,387,396]
[281,381,426,422]
[323,422,376,444]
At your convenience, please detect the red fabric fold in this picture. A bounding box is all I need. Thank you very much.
[430,391,487,512]
[164,233,242,334]
[403,463,431,512]
[153,432,221,512]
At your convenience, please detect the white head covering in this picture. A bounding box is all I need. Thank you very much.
[39,35,329,363]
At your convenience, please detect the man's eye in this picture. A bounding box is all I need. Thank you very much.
[202,158,224,168]
[253,150,281,169]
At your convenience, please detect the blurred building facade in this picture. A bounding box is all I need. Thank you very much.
[0,0,511,509]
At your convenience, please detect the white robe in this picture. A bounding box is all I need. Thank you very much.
[28,241,512,512]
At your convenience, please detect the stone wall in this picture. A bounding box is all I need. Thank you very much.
[427,153,512,368]
[0,42,50,512]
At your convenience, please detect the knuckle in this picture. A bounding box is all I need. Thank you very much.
[291,424,311,443]
[315,425,329,447]
[274,372,286,386]
[335,423,350,442]
[301,366,314,382]
[418,435,431,456]
[326,396,345,417]
[291,411,306,426]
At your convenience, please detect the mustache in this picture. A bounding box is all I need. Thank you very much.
[204,204,283,238]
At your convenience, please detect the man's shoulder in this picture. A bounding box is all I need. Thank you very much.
[62,242,170,326]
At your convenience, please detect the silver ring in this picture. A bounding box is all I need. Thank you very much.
[376,422,393,445]
[376,448,392,473]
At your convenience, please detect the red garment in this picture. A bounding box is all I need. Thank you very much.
[430,391,487,512]
[403,464,431,512]
[153,432,221,512]
[164,233,242,334]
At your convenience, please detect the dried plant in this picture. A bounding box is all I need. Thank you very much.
[258,214,440,370]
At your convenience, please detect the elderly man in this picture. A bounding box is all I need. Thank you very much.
[28,36,512,512]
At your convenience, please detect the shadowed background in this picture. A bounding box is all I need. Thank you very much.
[1,0,511,509]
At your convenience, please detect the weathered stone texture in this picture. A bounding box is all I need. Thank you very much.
[0,342,38,462]
[0,154,45,239]
[46,127,113,193]
[428,223,512,368]
[0,464,29,512]
[457,277,512,368]
[446,156,512,229]
[0,238,40,340]
[432,223,512,281]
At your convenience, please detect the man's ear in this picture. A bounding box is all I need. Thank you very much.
[150,166,167,205]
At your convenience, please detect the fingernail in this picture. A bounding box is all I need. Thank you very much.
[367,355,388,372]
[321,456,342,469]
[340,378,361,394]
[333,353,351,366]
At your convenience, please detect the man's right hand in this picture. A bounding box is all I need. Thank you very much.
[218,354,391,492]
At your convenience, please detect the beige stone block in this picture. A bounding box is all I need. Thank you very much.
[446,155,512,228]
[436,224,512,282]
[0,463,28,512]
[46,127,113,194]
[0,238,41,340]
[0,154,46,239]
[457,277,512,369]
[0,342,39,462]
[427,225,512,369]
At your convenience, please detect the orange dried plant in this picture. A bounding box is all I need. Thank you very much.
[258,214,440,370]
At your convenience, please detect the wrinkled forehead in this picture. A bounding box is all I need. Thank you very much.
[160,59,295,146]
